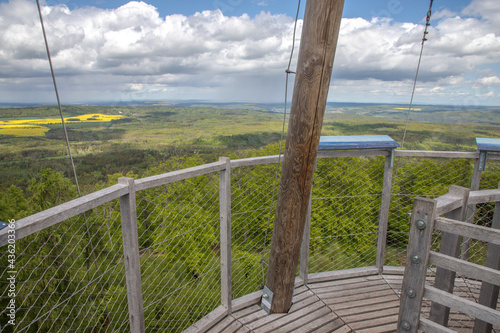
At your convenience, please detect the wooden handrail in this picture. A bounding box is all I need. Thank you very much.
[135,160,226,191]
[434,217,500,245]
[0,183,129,247]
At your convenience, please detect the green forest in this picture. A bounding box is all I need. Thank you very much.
[0,104,499,331]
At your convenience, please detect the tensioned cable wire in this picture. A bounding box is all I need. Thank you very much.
[259,0,301,282]
[392,0,434,189]
[35,0,111,322]
[400,0,434,150]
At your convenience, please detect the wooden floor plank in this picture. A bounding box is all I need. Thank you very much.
[185,272,493,333]
[331,325,352,333]
[348,314,399,330]
[236,309,269,326]
[316,283,393,299]
[291,290,316,304]
[245,296,321,330]
[355,322,397,333]
[328,296,400,314]
[231,305,262,320]
[306,275,382,290]
[322,289,397,305]
[253,302,328,333]
[341,305,399,324]
[270,307,334,333]
[289,295,321,313]
[234,326,251,333]
[221,320,243,333]
[311,280,388,296]
[206,316,235,333]
[290,313,344,333]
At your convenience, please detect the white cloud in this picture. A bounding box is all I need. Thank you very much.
[0,0,499,105]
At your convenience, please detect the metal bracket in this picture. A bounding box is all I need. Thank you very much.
[389,148,395,168]
[261,286,274,314]
[478,150,488,171]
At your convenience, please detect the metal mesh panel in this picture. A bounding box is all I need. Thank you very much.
[309,155,385,272]
[136,173,221,331]
[230,163,278,299]
[385,157,474,267]
[0,201,128,332]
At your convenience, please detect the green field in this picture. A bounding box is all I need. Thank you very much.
[0,103,499,193]
[1,103,500,331]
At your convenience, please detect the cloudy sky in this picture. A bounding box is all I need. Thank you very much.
[0,0,499,106]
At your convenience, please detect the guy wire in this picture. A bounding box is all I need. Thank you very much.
[260,0,301,283]
[393,0,433,189]
[36,0,111,320]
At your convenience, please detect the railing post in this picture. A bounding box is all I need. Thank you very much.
[473,182,500,333]
[299,188,312,285]
[429,185,470,326]
[118,177,145,333]
[376,151,394,273]
[397,197,437,333]
[462,157,483,260]
[219,157,232,312]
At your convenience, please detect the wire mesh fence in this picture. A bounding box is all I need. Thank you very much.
[385,156,475,267]
[1,152,499,332]
[309,155,385,273]
[136,172,221,332]
[230,162,279,299]
[0,201,129,332]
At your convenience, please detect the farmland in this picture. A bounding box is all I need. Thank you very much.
[0,113,124,137]
[0,102,499,194]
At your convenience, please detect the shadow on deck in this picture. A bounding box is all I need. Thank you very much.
[188,266,495,333]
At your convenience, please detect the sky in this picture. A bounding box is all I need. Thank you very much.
[0,0,499,106]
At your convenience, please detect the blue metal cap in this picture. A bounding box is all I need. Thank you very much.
[0,221,8,230]
[476,138,500,152]
[318,135,401,150]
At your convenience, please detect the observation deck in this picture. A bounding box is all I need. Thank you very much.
[1,148,500,332]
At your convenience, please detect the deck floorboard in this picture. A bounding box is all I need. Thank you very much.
[189,271,499,332]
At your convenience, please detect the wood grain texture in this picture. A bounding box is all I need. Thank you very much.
[425,285,500,327]
[219,157,232,311]
[474,192,500,333]
[468,189,500,205]
[397,197,437,333]
[394,150,478,159]
[430,186,469,326]
[419,318,457,333]
[435,217,500,245]
[376,154,394,272]
[134,160,226,191]
[299,188,312,284]
[0,183,128,246]
[118,177,145,333]
[183,305,228,333]
[265,0,345,313]
[429,251,500,286]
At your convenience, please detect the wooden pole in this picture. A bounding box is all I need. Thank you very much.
[264,0,345,313]
[118,177,145,333]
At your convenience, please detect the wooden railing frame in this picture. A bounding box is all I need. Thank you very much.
[1,149,499,331]
[397,184,500,333]
[118,177,145,333]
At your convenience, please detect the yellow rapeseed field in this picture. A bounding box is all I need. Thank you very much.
[0,113,124,137]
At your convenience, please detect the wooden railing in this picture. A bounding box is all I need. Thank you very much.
[1,149,499,332]
[397,184,500,333]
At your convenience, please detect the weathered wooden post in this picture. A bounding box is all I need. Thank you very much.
[473,182,500,333]
[376,150,395,272]
[263,0,345,313]
[429,186,470,326]
[397,197,437,332]
[219,157,232,312]
[299,189,313,285]
[118,177,145,333]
